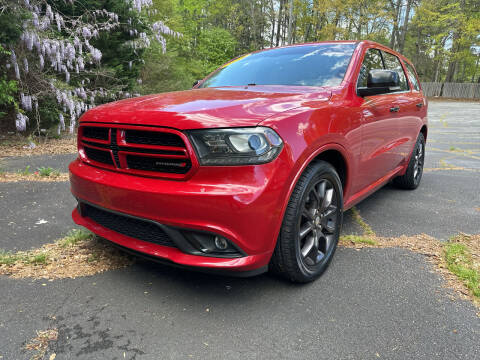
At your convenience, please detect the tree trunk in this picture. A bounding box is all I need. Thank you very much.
[251,2,257,50]
[332,9,340,40]
[397,0,413,53]
[472,55,480,83]
[445,60,457,83]
[433,48,440,82]
[287,0,294,44]
[275,0,284,47]
[314,10,322,40]
[292,18,297,43]
[260,1,265,49]
[346,14,352,39]
[270,0,275,47]
[459,61,466,83]
[446,0,467,83]
[304,22,311,42]
[446,39,460,83]
[389,0,402,50]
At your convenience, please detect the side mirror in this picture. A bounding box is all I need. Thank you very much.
[192,80,201,88]
[358,69,400,97]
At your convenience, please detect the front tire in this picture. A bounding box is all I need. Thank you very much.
[270,161,343,283]
[393,133,425,190]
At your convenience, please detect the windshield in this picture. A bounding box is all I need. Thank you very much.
[200,43,357,88]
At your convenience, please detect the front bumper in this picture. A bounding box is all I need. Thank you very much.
[69,153,291,273]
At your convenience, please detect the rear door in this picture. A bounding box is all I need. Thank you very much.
[380,51,417,168]
[398,60,427,161]
[357,48,406,191]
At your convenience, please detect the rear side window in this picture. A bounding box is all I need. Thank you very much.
[382,51,409,91]
[404,61,420,91]
[357,49,384,88]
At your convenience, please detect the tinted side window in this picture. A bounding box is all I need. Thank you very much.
[382,51,409,91]
[357,49,384,88]
[404,61,420,91]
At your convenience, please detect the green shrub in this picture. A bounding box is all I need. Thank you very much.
[0,75,18,119]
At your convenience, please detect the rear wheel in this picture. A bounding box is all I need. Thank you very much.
[393,133,425,190]
[270,161,343,283]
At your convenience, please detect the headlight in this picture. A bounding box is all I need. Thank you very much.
[187,127,283,165]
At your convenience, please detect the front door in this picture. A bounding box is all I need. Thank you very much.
[356,48,405,191]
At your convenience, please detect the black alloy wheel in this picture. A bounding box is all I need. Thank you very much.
[270,160,343,283]
[298,178,339,268]
[393,133,425,190]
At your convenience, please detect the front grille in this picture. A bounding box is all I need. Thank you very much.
[82,203,175,247]
[83,126,109,141]
[78,125,194,179]
[110,129,121,167]
[126,155,191,174]
[125,130,184,147]
[84,146,114,165]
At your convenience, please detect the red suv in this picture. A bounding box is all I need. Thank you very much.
[70,40,427,282]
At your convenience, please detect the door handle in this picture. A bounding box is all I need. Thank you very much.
[390,106,400,112]
[416,102,424,108]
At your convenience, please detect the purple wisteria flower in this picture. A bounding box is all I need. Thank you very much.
[16,113,29,131]
[10,0,180,132]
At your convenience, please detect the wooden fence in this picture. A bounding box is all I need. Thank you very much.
[421,82,480,99]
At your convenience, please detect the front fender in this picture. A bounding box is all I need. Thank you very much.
[260,105,359,248]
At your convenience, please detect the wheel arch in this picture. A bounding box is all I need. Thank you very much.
[420,124,428,141]
[283,143,352,211]
[312,149,348,193]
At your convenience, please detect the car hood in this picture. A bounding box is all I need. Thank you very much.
[80,86,331,130]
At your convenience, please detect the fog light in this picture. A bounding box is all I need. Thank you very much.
[214,236,228,250]
[180,230,244,257]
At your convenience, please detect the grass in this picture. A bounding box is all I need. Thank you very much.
[444,238,479,298]
[340,235,378,246]
[37,166,61,177]
[350,207,376,236]
[18,165,31,175]
[59,229,92,247]
[0,250,48,265]
[1,229,92,266]
[449,146,457,151]
[0,250,21,265]
[1,228,133,279]
[28,253,48,265]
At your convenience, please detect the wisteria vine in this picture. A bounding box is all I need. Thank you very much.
[2,0,181,133]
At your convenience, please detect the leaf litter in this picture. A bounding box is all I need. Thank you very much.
[0,231,134,279]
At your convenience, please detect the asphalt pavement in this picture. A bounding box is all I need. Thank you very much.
[0,181,77,251]
[0,153,76,173]
[0,100,479,359]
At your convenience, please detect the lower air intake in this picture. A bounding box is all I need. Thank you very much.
[82,203,175,248]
